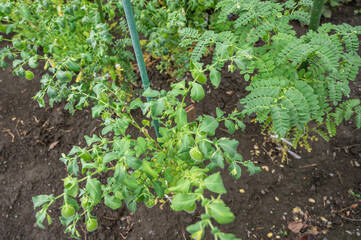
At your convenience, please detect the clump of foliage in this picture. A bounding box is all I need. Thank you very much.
[0,0,135,112]
[181,0,361,153]
[121,0,219,78]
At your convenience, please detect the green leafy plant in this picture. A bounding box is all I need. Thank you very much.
[0,0,135,112]
[119,0,219,78]
[181,0,361,153]
[32,75,258,239]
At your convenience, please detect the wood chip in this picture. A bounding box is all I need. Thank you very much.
[308,198,316,203]
[48,141,59,151]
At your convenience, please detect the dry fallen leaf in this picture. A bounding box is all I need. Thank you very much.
[293,206,302,214]
[305,225,319,235]
[351,203,358,209]
[48,141,59,151]
[288,221,307,234]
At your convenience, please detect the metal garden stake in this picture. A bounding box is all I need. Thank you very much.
[122,0,161,138]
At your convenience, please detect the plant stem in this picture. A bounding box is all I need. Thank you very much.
[309,0,325,32]
[95,0,106,24]
[122,0,161,139]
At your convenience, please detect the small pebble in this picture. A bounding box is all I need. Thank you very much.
[326,200,331,204]
[345,230,352,235]
[355,161,360,167]
[261,190,266,195]
[308,198,316,203]
[329,173,334,177]
[356,232,360,237]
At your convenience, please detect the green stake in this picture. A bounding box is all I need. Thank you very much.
[122,0,161,139]
[309,0,325,32]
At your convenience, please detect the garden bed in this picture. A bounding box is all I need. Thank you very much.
[1,2,361,240]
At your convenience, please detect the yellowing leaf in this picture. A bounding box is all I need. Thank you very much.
[76,71,83,82]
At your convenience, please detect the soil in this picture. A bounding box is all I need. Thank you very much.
[1,2,361,240]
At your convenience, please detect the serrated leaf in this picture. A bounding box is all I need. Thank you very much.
[218,139,239,158]
[65,59,80,72]
[135,137,147,157]
[208,201,235,224]
[129,98,143,110]
[171,193,198,211]
[225,120,235,134]
[203,172,226,194]
[143,88,160,98]
[191,82,205,101]
[216,108,224,118]
[186,221,206,240]
[199,116,219,136]
[64,177,79,198]
[209,68,221,88]
[244,161,261,175]
[35,210,46,229]
[190,60,207,84]
[151,98,165,117]
[153,180,164,197]
[168,179,191,193]
[175,107,187,128]
[103,152,118,164]
[32,195,53,209]
[104,194,122,210]
[228,162,242,179]
[56,70,70,81]
[86,177,102,203]
[92,105,105,118]
[126,156,142,169]
[211,151,224,169]
[28,57,38,68]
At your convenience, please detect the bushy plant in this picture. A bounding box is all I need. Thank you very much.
[182,0,361,153]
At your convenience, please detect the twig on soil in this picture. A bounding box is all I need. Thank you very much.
[299,164,318,168]
[182,229,187,240]
[15,119,20,138]
[80,224,87,240]
[340,215,361,222]
[59,127,73,133]
[334,143,361,150]
[103,216,117,221]
[2,128,15,142]
[261,146,276,165]
[90,127,97,136]
[120,232,127,239]
[32,115,39,124]
[336,171,343,185]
